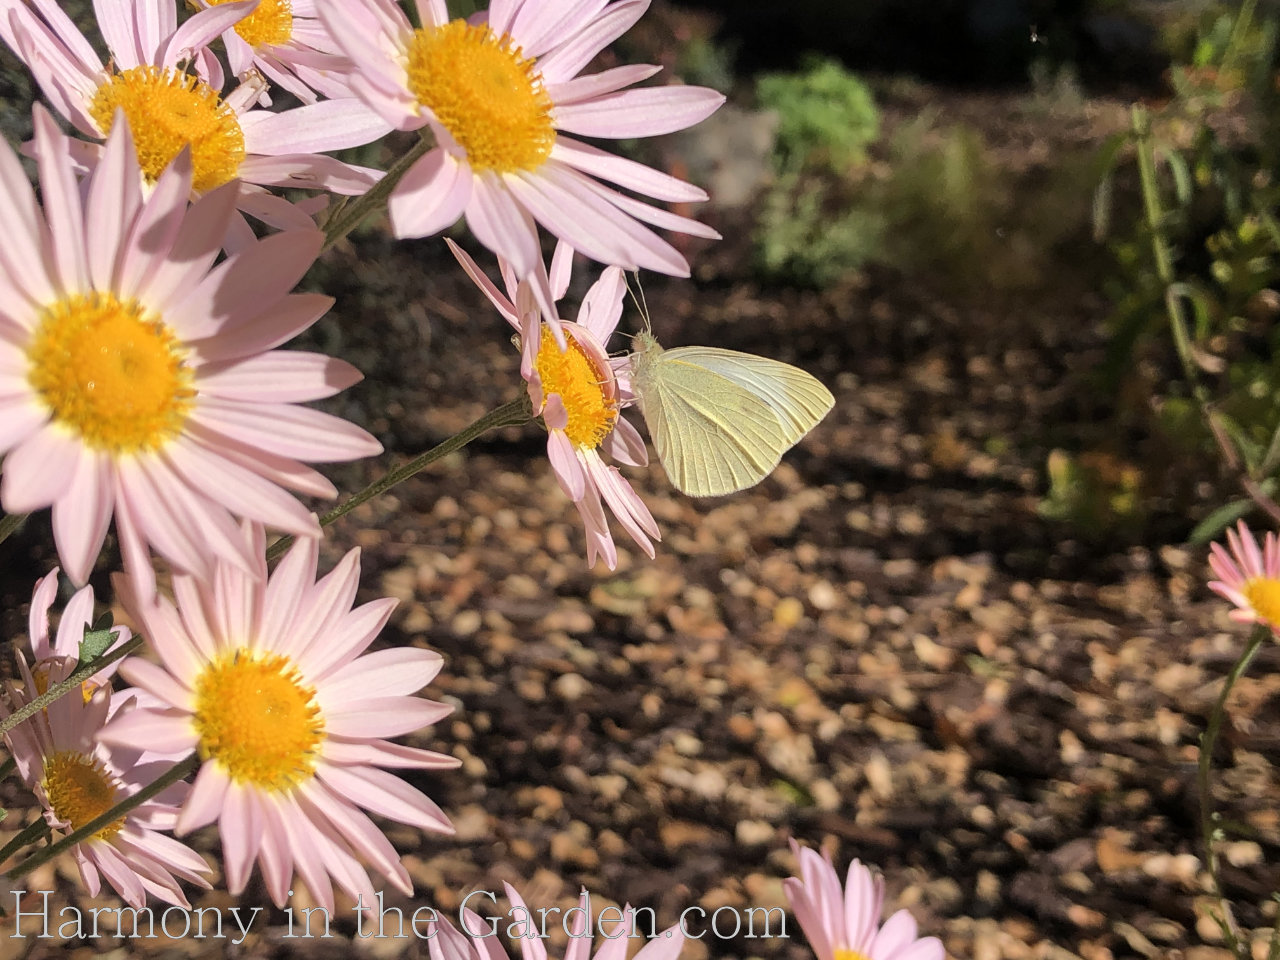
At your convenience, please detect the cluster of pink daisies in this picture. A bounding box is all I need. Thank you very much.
[0,0,947,953]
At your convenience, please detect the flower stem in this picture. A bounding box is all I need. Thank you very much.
[267,395,534,563]
[0,512,27,548]
[3,754,200,883]
[1131,104,1210,408]
[0,819,51,872]
[1198,627,1265,956]
[322,132,434,253]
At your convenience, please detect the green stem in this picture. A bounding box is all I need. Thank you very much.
[322,133,433,253]
[267,395,534,563]
[3,754,199,883]
[1219,0,1259,79]
[0,819,51,872]
[0,512,27,549]
[1131,105,1209,407]
[0,634,144,740]
[1198,627,1265,957]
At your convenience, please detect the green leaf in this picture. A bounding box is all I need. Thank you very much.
[1190,499,1255,543]
[78,628,118,664]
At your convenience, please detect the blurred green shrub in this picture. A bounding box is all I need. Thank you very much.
[754,172,885,287]
[1038,449,1148,539]
[1091,0,1280,541]
[756,56,879,173]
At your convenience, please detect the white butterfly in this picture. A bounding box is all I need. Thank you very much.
[628,330,835,497]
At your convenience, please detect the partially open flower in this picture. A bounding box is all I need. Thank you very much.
[450,240,659,569]
[0,576,210,908]
[1208,520,1280,634]
[784,842,944,960]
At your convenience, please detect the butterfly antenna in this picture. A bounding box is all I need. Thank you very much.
[623,271,653,336]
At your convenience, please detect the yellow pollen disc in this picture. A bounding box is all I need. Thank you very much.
[834,950,871,960]
[404,20,555,173]
[534,324,617,450]
[43,750,124,840]
[1244,578,1280,625]
[89,65,245,192]
[193,651,324,791]
[26,293,194,454]
[208,0,294,47]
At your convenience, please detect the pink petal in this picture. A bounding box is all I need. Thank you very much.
[389,149,473,240]
[319,648,443,704]
[197,352,362,402]
[241,99,394,155]
[324,697,453,739]
[548,63,661,105]
[161,1,255,68]
[139,181,240,316]
[556,85,724,139]
[169,231,324,341]
[552,135,708,202]
[314,764,451,831]
[86,113,143,292]
[50,448,113,586]
[466,173,540,278]
[189,399,382,463]
[96,701,198,754]
[0,425,82,512]
[445,238,519,327]
[535,0,649,84]
[188,292,333,363]
[32,107,88,291]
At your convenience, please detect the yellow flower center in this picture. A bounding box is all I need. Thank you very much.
[89,65,245,192]
[1244,577,1280,626]
[534,324,617,450]
[208,0,293,47]
[834,950,871,960]
[404,19,555,173]
[43,750,124,840]
[192,651,324,791]
[26,293,194,454]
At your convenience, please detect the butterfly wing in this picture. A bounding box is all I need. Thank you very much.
[662,347,835,445]
[636,353,800,497]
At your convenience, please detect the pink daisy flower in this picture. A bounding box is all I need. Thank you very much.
[429,882,686,960]
[0,0,390,239]
[784,842,945,960]
[1208,520,1280,634]
[449,239,659,569]
[0,579,211,908]
[317,0,723,314]
[194,0,357,105]
[98,523,458,913]
[0,109,380,594]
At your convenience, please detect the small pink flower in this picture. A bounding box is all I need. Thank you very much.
[784,842,945,960]
[99,523,458,912]
[450,239,659,569]
[318,0,723,316]
[0,109,380,595]
[0,576,211,908]
[1208,520,1280,634]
